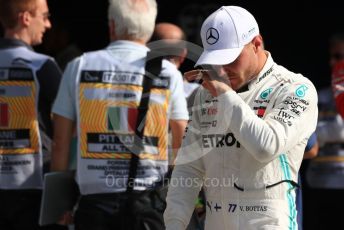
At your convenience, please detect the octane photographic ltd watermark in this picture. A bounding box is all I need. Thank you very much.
[105,174,239,188]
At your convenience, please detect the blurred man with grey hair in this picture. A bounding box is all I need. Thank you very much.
[51,0,188,229]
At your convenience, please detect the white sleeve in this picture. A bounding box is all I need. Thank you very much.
[52,58,81,120]
[316,114,344,146]
[166,65,189,120]
[164,90,205,230]
[216,80,318,163]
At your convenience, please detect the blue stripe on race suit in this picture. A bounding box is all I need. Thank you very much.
[279,154,297,230]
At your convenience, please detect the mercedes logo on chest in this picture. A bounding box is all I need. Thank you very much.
[206,28,219,45]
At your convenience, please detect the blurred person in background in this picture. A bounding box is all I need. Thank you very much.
[51,0,188,229]
[332,59,344,118]
[305,32,344,230]
[150,22,200,104]
[0,0,63,229]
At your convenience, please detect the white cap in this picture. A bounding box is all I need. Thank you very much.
[195,6,259,66]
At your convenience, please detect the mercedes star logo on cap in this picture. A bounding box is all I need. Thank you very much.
[206,27,219,45]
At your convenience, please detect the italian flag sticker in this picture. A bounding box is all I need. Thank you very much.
[108,107,138,132]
